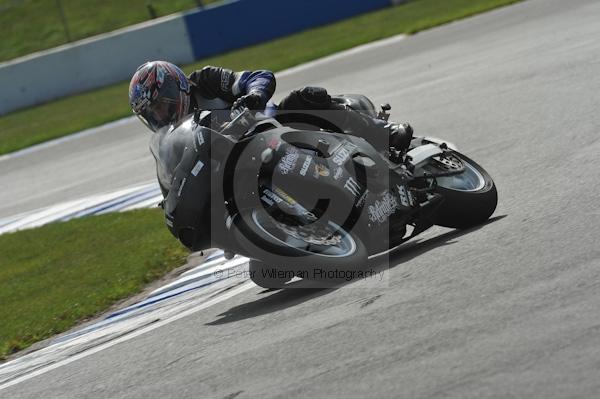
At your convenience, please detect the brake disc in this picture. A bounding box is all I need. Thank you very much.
[433,153,463,171]
[273,220,343,246]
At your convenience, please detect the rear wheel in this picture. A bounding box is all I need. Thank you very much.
[426,152,497,229]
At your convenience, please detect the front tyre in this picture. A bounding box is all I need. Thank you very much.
[430,152,498,229]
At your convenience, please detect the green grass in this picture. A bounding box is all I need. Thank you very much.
[0,0,523,155]
[0,0,220,62]
[0,209,189,360]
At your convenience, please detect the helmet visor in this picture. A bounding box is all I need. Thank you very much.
[136,97,178,132]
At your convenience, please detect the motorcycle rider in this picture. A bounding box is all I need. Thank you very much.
[130,60,414,193]
[128,60,413,150]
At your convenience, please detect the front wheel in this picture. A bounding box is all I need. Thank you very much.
[428,152,498,229]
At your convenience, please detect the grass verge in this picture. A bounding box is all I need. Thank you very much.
[0,208,188,360]
[0,0,523,155]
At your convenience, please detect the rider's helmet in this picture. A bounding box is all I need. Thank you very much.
[129,61,191,132]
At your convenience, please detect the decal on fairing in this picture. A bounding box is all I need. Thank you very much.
[368,191,400,224]
[260,195,275,206]
[278,147,300,175]
[191,160,205,177]
[313,163,330,178]
[408,190,415,206]
[396,185,411,207]
[354,189,369,208]
[177,178,187,197]
[344,176,361,197]
[274,187,297,205]
[196,131,205,148]
[262,188,283,204]
[332,141,358,166]
[299,156,313,176]
[333,167,344,180]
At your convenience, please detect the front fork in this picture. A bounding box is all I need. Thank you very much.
[384,164,447,247]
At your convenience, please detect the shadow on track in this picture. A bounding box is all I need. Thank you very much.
[384,215,507,268]
[206,215,506,325]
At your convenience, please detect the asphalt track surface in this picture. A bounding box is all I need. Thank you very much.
[2,0,600,397]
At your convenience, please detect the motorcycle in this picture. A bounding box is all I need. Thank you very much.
[157,95,497,288]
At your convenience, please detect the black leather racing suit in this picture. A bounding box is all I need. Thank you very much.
[187,67,405,152]
[187,68,405,152]
[278,86,411,152]
[150,66,276,197]
[188,66,276,113]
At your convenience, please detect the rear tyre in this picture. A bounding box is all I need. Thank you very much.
[431,152,498,229]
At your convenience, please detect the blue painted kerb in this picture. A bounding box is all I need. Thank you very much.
[184,0,392,61]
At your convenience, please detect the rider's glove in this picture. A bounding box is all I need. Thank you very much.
[230,92,263,119]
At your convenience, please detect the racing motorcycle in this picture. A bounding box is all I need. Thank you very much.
[158,95,497,288]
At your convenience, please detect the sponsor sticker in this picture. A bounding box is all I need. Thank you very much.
[260,195,275,206]
[278,147,300,175]
[274,187,297,205]
[344,176,361,197]
[262,189,283,204]
[407,190,415,206]
[220,70,231,91]
[177,177,187,197]
[333,167,344,180]
[191,160,205,177]
[355,190,369,208]
[368,191,400,224]
[313,163,330,178]
[196,131,205,148]
[299,156,313,176]
[332,142,357,166]
[396,185,411,207]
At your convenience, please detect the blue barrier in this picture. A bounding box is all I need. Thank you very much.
[184,0,392,61]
